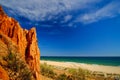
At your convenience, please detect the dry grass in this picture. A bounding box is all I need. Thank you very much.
[40,74,53,80]
[40,63,56,79]
[40,63,120,80]
[3,51,33,80]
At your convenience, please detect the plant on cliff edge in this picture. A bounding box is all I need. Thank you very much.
[3,51,33,80]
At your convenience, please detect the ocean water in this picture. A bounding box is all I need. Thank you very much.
[41,56,120,66]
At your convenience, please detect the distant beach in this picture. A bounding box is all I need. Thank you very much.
[41,60,120,74]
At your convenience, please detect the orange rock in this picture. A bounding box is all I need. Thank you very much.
[0,66,9,80]
[26,28,40,79]
[0,6,40,80]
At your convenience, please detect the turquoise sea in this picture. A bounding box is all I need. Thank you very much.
[41,57,120,66]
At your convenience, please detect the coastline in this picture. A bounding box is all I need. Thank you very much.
[41,60,120,74]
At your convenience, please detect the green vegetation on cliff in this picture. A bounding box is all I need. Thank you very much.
[0,50,34,80]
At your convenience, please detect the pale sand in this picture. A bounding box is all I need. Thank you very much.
[41,60,120,74]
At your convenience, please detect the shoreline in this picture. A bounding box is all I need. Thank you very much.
[41,60,120,74]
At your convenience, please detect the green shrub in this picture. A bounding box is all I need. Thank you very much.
[3,52,33,80]
[68,68,90,80]
[40,63,56,78]
[3,52,17,71]
[18,67,32,80]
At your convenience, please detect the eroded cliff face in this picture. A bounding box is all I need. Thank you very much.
[0,6,40,80]
[0,66,9,80]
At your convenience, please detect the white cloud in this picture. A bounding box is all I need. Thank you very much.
[60,15,72,23]
[0,0,100,21]
[64,15,72,22]
[1,0,120,25]
[77,1,120,24]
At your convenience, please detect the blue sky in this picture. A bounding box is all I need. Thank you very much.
[1,0,120,56]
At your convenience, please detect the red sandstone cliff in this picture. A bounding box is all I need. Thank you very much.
[0,6,40,80]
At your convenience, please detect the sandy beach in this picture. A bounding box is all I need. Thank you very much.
[41,60,120,74]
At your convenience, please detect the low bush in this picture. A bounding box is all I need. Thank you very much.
[56,73,68,80]
[3,52,33,80]
[68,68,90,80]
[40,63,56,78]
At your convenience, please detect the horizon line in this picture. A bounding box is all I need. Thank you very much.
[41,56,120,57]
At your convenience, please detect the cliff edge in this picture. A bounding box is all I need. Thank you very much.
[0,6,40,80]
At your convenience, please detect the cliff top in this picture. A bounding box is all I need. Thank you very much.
[0,6,6,16]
